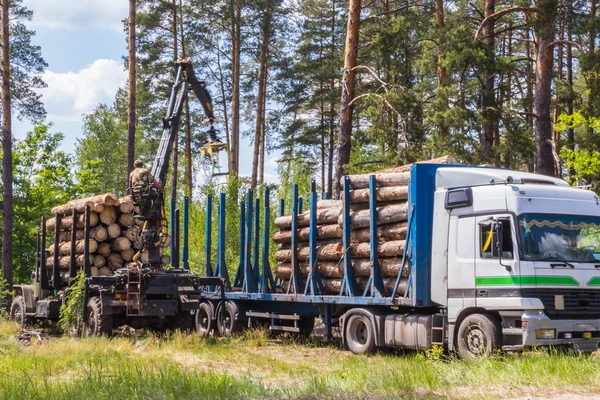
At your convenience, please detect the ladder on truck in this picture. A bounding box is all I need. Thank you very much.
[126,264,142,316]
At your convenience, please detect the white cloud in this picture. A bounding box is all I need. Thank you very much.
[41,59,127,121]
[26,0,128,31]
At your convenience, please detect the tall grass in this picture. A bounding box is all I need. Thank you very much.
[1,322,599,399]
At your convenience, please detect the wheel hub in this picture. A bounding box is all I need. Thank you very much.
[467,328,485,354]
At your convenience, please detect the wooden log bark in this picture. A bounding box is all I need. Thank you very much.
[93,255,106,267]
[46,213,99,231]
[99,266,113,276]
[343,172,411,190]
[272,223,340,244]
[58,226,108,243]
[275,242,343,262]
[277,237,342,250]
[123,227,137,241]
[275,207,341,229]
[118,196,134,213]
[45,254,93,268]
[351,240,405,258]
[100,206,117,225]
[317,199,342,209]
[349,222,408,243]
[337,203,408,229]
[94,203,104,213]
[280,277,407,295]
[118,213,134,228]
[274,257,407,279]
[350,186,408,203]
[161,254,171,265]
[98,243,111,257]
[107,253,123,270]
[111,237,131,252]
[50,193,119,216]
[48,239,98,256]
[91,266,100,277]
[107,223,122,239]
[121,248,135,262]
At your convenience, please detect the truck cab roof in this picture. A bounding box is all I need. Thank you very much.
[435,166,570,190]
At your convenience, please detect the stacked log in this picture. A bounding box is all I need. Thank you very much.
[272,156,458,296]
[45,194,170,279]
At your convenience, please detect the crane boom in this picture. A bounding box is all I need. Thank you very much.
[150,58,215,187]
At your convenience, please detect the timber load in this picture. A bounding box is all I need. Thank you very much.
[272,156,458,295]
[45,194,169,279]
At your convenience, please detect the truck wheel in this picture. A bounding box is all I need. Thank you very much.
[9,296,28,327]
[195,302,214,337]
[216,301,242,337]
[456,313,501,360]
[345,314,376,354]
[85,297,113,337]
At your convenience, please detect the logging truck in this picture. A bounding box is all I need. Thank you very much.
[9,59,224,334]
[195,163,600,359]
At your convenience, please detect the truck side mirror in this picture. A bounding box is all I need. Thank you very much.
[492,221,512,272]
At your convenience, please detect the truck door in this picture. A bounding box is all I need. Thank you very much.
[474,215,520,299]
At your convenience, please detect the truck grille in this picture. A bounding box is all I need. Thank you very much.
[521,289,600,320]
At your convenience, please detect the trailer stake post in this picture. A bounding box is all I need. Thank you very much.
[305,180,323,295]
[83,206,91,278]
[170,197,176,268]
[216,193,230,288]
[260,187,275,293]
[174,208,181,269]
[253,198,260,282]
[364,175,384,297]
[287,184,303,294]
[183,196,190,270]
[69,210,79,281]
[242,190,258,293]
[233,200,245,288]
[204,194,214,277]
[339,176,356,296]
[52,214,61,290]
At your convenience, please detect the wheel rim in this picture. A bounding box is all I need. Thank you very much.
[218,307,233,336]
[465,325,487,356]
[86,309,97,336]
[197,308,210,335]
[11,304,23,325]
[349,317,369,348]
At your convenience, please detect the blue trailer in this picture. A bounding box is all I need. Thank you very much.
[194,163,600,358]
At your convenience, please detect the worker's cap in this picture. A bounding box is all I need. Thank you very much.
[134,159,144,168]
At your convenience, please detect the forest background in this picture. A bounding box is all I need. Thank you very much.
[1,0,599,287]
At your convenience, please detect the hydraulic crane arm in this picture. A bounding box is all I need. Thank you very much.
[150,58,215,187]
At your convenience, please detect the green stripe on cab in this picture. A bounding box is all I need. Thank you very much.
[475,276,579,286]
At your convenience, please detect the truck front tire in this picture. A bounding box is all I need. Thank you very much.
[456,313,501,360]
[85,297,113,337]
[9,296,28,327]
[345,313,376,354]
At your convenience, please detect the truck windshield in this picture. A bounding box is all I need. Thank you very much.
[518,213,600,263]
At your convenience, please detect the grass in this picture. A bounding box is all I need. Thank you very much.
[1,321,600,399]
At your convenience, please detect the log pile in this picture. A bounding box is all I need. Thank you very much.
[272,156,458,296]
[45,194,168,279]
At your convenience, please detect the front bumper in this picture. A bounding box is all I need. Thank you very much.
[518,312,600,352]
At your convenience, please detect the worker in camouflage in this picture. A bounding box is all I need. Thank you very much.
[129,160,162,193]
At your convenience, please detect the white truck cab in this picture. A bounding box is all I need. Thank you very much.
[433,167,600,355]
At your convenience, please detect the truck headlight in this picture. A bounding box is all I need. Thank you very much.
[536,329,556,339]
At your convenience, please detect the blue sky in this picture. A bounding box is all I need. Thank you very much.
[15,0,279,184]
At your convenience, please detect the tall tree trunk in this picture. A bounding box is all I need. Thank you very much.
[435,0,449,140]
[533,0,557,176]
[251,2,271,188]
[179,0,192,197]
[553,18,564,177]
[566,1,574,178]
[230,0,242,177]
[480,0,497,164]
[171,0,179,200]
[127,0,136,192]
[1,0,12,289]
[334,0,361,197]
[327,0,336,198]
